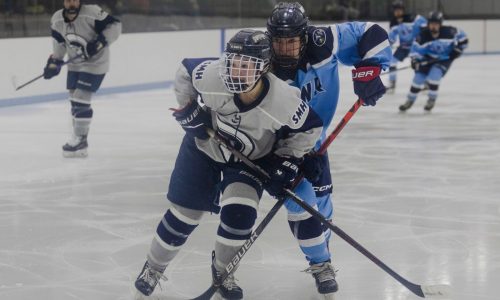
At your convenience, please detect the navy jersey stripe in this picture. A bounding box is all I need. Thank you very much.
[181,58,218,77]
[51,29,65,43]
[358,24,389,59]
[94,15,120,35]
[305,26,335,66]
[280,105,323,136]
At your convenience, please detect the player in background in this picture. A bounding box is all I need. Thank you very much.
[134,29,323,299]
[266,2,390,298]
[43,0,121,157]
[386,0,427,92]
[399,11,468,112]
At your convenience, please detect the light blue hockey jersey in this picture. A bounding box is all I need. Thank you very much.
[388,15,427,48]
[410,25,468,61]
[274,22,391,149]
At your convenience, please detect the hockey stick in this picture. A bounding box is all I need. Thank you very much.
[197,100,450,298]
[381,58,443,75]
[13,54,84,91]
[280,190,451,298]
[191,98,363,300]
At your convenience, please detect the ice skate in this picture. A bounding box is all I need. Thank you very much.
[399,99,414,112]
[62,134,88,158]
[386,80,396,94]
[424,98,436,111]
[212,252,243,300]
[134,261,167,297]
[304,261,338,299]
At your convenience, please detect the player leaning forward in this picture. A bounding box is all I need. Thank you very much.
[43,0,121,157]
[134,29,323,299]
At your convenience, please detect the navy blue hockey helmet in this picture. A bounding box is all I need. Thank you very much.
[266,2,309,68]
[392,0,404,11]
[219,29,272,93]
[428,11,444,25]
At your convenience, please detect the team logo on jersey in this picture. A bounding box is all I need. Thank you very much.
[300,77,325,102]
[312,29,326,47]
[66,33,89,61]
[230,114,241,124]
[292,101,309,125]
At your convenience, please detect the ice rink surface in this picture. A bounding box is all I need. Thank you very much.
[1,55,499,300]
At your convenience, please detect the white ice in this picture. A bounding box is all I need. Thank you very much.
[1,55,499,300]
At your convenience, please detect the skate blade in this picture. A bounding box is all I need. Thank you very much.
[134,290,163,300]
[321,292,336,300]
[213,290,243,300]
[134,290,146,300]
[62,149,88,158]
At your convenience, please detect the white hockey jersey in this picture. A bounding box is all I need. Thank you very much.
[50,4,121,74]
[174,58,323,163]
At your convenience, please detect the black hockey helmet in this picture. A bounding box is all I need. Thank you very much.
[266,2,309,68]
[428,11,444,25]
[392,0,404,11]
[225,29,272,63]
[219,29,272,93]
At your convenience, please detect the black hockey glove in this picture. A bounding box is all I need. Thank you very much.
[86,34,107,58]
[352,65,385,106]
[172,101,212,140]
[300,153,324,183]
[410,57,423,71]
[263,155,301,198]
[449,46,463,60]
[43,56,64,79]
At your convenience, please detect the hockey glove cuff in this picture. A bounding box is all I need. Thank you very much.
[352,65,385,106]
[43,56,64,79]
[172,101,212,140]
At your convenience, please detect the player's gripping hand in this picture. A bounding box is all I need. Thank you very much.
[86,35,107,57]
[43,56,64,79]
[410,57,422,70]
[449,46,463,60]
[352,65,385,106]
[300,153,324,183]
[172,101,212,140]
[263,155,301,198]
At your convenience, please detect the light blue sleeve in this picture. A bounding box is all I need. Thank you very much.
[412,15,427,40]
[335,22,392,70]
[388,26,399,45]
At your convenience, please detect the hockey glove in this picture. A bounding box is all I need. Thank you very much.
[43,56,64,79]
[411,57,422,70]
[300,153,324,183]
[352,65,385,106]
[263,155,301,198]
[86,34,107,58]
[172,101,212,140]
[449,46,463,60]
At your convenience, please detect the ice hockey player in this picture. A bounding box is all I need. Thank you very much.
[266,2,391,298]
[386,0,427,92]
[134,29,323,299]
[43,0,121,157]
[399,11,468,112]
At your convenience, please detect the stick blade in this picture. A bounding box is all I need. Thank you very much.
[421,284,451,298]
